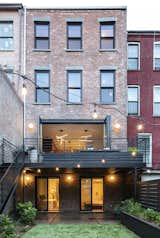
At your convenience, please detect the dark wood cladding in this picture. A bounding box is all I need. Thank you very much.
[139,179,160,211]
[26,151,144,168]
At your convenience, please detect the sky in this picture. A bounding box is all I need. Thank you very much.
[1,0,160,30]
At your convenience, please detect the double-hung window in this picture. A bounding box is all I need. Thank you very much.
[138,133,152,167]
[100,22,115,49]
[128,86,139,115]
[128,43,140,70]
[35,70,50,103]
[67,70,82,103]
[0,22,13,50]
[35,22,49,49]
[153,86,160,116]
[67,22,82,50]
[154,43,160,70]
[100,71,115,104]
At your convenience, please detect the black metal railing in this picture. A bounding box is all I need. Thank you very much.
[0,139,24,213]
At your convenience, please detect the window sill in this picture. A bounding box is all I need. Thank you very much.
[153,115,160,117]
[66,103,83,105]
[99,49,117,52]
[99,102,116,105]
[128,114,140,117]
[32,49,51,52]
[127,69,141,72]
[33,103,51,105]
[0,49,14,52]
[153,70,160,72]
[65,48,83,52]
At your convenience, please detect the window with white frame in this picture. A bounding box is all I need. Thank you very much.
[35,70,50,103]
[153,86,160,116]
[154,43,160,70]
[138,133,152,167]
[0,22,13,50]
[128,86,139,115]
[128,43,140,70]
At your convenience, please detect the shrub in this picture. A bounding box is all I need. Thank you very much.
[120,199,160,226]
[16,202,37,225]
[0,214,17,238]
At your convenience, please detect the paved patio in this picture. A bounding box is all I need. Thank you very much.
[36,212,118,224]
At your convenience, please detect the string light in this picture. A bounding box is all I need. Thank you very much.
[131,151,136,156]
[22,84,27,96]
[28,123,34,129]
[77,163,80,168]
[56,167,59,171]
[37,169,41,173]
[101,159,105,164]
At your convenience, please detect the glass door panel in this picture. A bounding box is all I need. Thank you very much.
[48,178,59,211]
[81,178,92,211]
[92,178,103,211]
[37,178,47,211]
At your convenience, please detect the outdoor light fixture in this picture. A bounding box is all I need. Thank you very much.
[37,169,41,173]
[93,109,98,119]
[108,175,116,182]
[56,167,59,171]
[22,84,27,96]
[137,123,143,131]
[28,123,34,129]
[77,163,80,168]
[101,159,105,164]
[66,175,73,182]
[147,169,151,173]
[114,123,121,129]
[131,151,136,156]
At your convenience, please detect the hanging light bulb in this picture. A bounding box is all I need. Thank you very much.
[22,84,27,96]
[28,123,34,129]
[77,163,80,168]
[114,123,121,130]
[93,109,98,119]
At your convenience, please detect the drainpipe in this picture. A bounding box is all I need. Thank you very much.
[23,6,27,151]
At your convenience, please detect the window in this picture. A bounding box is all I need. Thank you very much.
[154,43,160,70]
[153,86,160,116]
[100,71,115,104]
[138,133,152,167]
[128,43,140,70]
[35,70,50,103]
[67,70,82,103]
[128,86,139,115]
[100,22,115,49]
[35,22,49,49]
[0,22,13,50]
[67,22,82,50]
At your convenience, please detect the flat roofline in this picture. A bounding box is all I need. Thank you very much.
[128,30,160,35]
[0,3,23,10]
[27,6,127,10]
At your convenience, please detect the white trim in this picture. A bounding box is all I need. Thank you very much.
[153,85,160,116]
[128,85,140,116]
[127,42,140,70]
[138,133,152,167]
[153,42,160,70]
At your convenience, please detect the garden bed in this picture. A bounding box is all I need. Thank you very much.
[121,211,160,238]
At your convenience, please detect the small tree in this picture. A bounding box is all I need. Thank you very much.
[16,201,37,225]
[0,214,17,238]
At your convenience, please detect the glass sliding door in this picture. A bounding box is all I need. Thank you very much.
[81,178,103,211]
[81,178,92,211]
[37,178,47,211]
[48,178,59,211]
[92,178,103,211]
[36,177,59,211]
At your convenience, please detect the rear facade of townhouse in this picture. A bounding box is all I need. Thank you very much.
[0,5,147,214]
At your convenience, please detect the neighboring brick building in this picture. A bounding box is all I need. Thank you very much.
[127,31,160,180]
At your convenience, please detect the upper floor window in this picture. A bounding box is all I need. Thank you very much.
[128,43,140,70]
[35,22,49,49]
[67,22,82,50]
[154,43,160,70]
[100,71,115,104]
[100,22,115,49]
[0,22,13,50]
[153,86,160,116]
[67,70,82,103]
[35,70,50,103]
[128,86,139,115]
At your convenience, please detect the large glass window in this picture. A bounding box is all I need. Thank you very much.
[100,71,115,104]
[128,86,139,115]
[35,70,50,103]
[67,22,82,50]
[35,22,49,49]
[0,22,13,50]
[153,86,160,116]
[154,43,160,70]
[67,70,82,103]
[128,43,140,70]
[138,133,152,167]
[100,22,115,49]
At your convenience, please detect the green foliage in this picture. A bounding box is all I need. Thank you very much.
[128,147,139,153]
[120,199,160,226]
[16,202,37,225]
[0,214,17,238]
